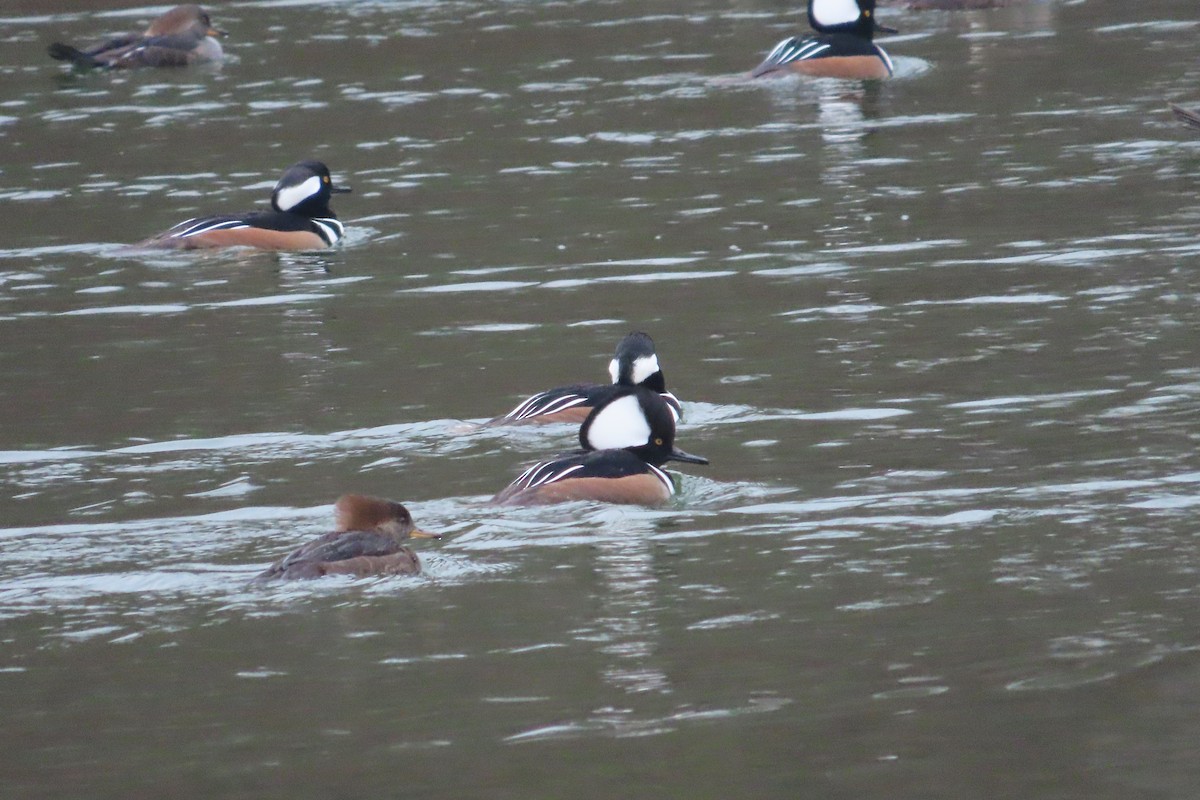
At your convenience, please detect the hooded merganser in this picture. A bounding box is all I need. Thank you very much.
[253,494,440,581]
[751,0,896,81]
[491,385,708,506]
[48,4,227,70]
[486,331,683,426]
[137,160,351,251]
[1170,103,1200,133]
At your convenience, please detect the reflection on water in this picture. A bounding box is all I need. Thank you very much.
[4,0,1200,797]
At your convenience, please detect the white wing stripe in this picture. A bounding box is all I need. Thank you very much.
[512,461,588,490]
[529,464,585,488]
[504,392,588,421]
[517,395,588,420]
[790,42,832,63]
[174,220,251,238]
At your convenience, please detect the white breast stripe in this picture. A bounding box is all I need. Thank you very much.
[311,217,343,246]
[647,464,675,495]
[661,392,681,423]
[607,357,620,384]
[875,45,894,75]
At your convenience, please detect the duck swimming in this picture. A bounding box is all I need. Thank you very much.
[752,0,896,81]
[137,160,350,251]
[48,4,226,70]
[254,494,440,581]
[486,331,682,426]
[492,385,708,506]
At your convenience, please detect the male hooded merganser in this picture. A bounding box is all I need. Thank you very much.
[491,385,708,506]
[1170,103,1200,132]
[48,4,227,70]
[751,0,896,81]
[137,160,351,251]
[486,331,683,426]
[253,494,440,581]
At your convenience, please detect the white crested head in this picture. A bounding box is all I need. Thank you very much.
[630,353,660,386]
[811,0,862,27]
[584,394,652,451]
[273,174,323,213]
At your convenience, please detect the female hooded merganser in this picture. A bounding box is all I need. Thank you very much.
[487,331,683,426]
[751,0,896,81]
[1170,103,1200,132]
[254,494,440,581]
[48,5,226,70]
[137,160,351,251]
[491,385,708,506]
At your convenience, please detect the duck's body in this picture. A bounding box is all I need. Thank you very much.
[492,448,678,506]
[492,385,707,506]
[254,494,439,581]
[752,0,895,81]
[138,160,350,251]
[487,332,682,426]
[48,5,226,70]
[1170,103,1200,133]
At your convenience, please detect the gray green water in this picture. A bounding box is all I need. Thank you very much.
[3,0,1200,797]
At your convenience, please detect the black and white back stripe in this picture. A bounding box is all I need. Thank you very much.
[168,218,251,238]
[765,37,832,66]
[511,461,586,491]
[502,391,589,422]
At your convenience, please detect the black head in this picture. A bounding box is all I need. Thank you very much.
[270,160,351,217]
[579,385,707,467]
[807,0,896,39]
[607,331,667,393]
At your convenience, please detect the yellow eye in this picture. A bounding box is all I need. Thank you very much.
[323,176,330,184]
[654,437,663,446]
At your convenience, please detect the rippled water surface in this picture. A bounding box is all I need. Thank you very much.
[4,0,1200,797]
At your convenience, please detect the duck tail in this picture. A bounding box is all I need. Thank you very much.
[48,42,101,68]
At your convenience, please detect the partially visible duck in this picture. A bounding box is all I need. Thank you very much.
[254,494,440,581]
[1170,103,1200,133]
[137,160,351,251]
[492,385,708,506]
[48,5,227,70]
[487,331,683,426]
[752,0,896,81]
